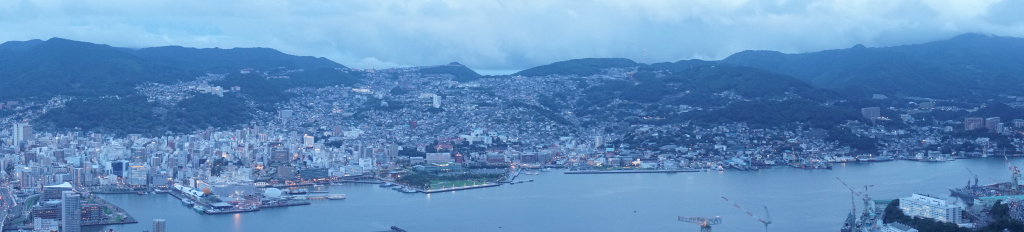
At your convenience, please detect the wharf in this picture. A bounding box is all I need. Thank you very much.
[564,169,702,174]
[420,183,502,193]
[337,180,384,184]
[260,200,311,209]
[257,183,316,188]
[498,169,523,183]
[289,194,346,200]
[204,207,260,214]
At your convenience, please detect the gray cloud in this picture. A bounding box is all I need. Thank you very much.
[1,0,1021,72]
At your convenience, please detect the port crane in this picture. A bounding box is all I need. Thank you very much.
[967,168,980,187]
[721,196,771,232]
[678,216,721,232]
[1004,155,1021,191]
[837,177,877,230]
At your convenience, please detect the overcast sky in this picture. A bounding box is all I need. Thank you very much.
[2,0,1023,73]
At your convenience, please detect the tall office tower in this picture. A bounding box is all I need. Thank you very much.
[61,191,82,232]
[13,123,32,144]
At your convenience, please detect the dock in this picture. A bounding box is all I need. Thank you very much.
[259,200,311,209]
[288,194,346,200]
[564,169,702,174]
[337,180,385,184]
[419,183,502,193]
[204,207,260,214]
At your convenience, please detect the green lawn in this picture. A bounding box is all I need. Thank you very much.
[25,196,38,210]
[429,180,487,189]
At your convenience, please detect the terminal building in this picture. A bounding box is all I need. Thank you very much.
[898,194,962,224]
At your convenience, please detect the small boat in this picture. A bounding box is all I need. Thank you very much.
[181,199,195,206]
[327,194,347,200]
[193,205,206,214]
[399,187,418,193]
[379,182,396,188]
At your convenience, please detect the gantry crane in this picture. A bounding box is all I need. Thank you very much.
[678,216,721,232]
[721,197,771,232]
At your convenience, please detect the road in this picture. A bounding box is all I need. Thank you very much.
[0,179,20,230]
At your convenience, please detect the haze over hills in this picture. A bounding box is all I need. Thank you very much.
[721,33,1024,99]
[135,45,346,73]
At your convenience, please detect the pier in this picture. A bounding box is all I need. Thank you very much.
[564,169,702,174]
[259,200,311,209]
[419,183,502,193]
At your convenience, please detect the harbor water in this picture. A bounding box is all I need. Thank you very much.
[86,158,1022,232]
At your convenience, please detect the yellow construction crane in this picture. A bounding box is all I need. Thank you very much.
[721,196,771,232]
[678,216,722,232]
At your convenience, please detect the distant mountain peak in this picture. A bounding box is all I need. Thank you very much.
[950,32,997,40]
[419,62,480,81]
[0,39,44,51]
[513,58,637,77]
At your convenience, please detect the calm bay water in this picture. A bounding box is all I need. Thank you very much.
[86,158,1021,232]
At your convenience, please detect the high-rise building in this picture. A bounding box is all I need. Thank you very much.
[128,163,149,186]
[270,147,289,166]
[13,122,32,144]
[861,107,881,123]
[898,194,961,224]
[279,109,294,122]
[71,168,84,187]
[303,135,314,148]
[153,219,166,232]
[964,117,985,131]
[986,117,1002,133]
[61,191,82,232]
[431,95,441,108]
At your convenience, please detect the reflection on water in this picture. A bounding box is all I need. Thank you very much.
[233,214,242,232]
